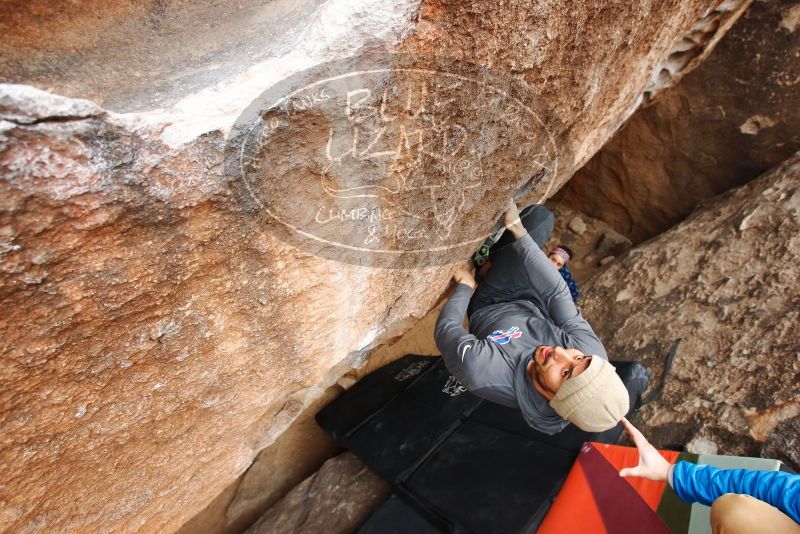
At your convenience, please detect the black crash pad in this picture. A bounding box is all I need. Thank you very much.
[405,420,577,533]
[316,355,436,442]
[317,355,650,533]
[344,358,483,481]
[357,494,443,534]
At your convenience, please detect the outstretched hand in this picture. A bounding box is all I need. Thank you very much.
[502,200,527,240]
[453,265,476,290]
[618,418,672,481]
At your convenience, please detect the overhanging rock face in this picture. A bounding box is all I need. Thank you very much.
[562,0,800,243]
[0,1,750,532]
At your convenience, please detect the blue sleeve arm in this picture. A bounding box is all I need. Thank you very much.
[560,267,580,302]
[671,461,800,523]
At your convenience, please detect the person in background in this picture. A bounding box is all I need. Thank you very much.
[619,418,800,534]
[548,245,579,302]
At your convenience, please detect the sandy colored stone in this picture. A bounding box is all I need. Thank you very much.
[739,114,776,136]
[596,229,633,256]
[686,436,720,455]
[244,452,390,534]
[567,216,587,236]
[563,0,800,243]
[581,153,800,470]
[0,1,753,532]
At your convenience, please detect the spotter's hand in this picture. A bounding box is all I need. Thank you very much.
[618,418,672,482]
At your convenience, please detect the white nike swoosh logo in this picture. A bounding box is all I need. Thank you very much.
[461,344,472,363]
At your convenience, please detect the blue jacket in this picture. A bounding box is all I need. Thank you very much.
[671,461,799,523]
[559,265,579,302]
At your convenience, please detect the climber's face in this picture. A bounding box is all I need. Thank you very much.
[548,253,566,270]
[528,345,592,400]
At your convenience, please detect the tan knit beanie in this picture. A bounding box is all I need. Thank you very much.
[549,357,629,432]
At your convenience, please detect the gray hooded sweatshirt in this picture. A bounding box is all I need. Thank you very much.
[434,233,608,434]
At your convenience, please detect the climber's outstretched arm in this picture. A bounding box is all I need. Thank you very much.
[434,269,518,408]
[502,203,572,321]
[502,203,606,357]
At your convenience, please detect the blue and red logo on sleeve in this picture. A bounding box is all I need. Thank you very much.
[487,326,522,345]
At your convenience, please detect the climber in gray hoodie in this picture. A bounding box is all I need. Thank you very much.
[435,202,629,434]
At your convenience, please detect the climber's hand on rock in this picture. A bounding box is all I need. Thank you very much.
[502,200,527,240]
[618,418,672,482]
[453,265,476,290]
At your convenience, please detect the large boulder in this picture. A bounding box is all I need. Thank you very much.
[244,452,390,534]
[0,1,752,532]
[580,152,800,468]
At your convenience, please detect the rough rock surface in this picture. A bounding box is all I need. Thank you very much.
[0,1,752,533]
[0,83,444,534]
[562,0,800,243]
[1,0,750,160]
[244,452,390,534]
[175,387,344,534]
[581,153,800,470]
[177,306,440,534]
[761,415,800,471]
[401,0,752,191]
